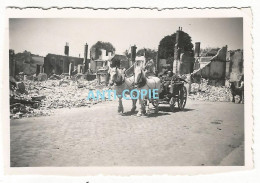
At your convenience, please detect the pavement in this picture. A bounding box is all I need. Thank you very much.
[10,99,244,167]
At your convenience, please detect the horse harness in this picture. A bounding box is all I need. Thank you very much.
[134,69,146,88]
[114,76,125,86]
[134,69,158,89]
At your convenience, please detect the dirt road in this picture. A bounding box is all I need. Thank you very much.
[10,99,244,166]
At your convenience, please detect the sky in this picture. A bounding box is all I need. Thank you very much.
[9,18,243,58]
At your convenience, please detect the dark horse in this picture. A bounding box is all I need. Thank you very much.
[230,81,244,103]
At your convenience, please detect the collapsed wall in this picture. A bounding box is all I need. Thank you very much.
[192,46,227,86]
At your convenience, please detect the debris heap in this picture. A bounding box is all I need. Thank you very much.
[188,79,232,102]
[10,78,112,119]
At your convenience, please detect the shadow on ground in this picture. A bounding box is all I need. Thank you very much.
[120,107,194,118]
[159,106,195,113]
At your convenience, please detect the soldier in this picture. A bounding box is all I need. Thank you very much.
[162,70,176,95]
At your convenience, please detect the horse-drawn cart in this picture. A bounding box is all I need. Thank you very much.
[110,61,188,115]
[154,76,188,112]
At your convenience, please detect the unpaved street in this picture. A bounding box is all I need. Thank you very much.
[10,99,244,166]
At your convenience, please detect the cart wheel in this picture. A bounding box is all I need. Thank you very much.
[178,85,187,110]
[152,99,158,107]
[169,97,175,112]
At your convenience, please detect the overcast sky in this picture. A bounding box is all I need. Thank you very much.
[9,18,243,58]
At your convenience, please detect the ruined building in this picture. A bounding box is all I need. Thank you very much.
[10,50,44,76]
[156,27,195,75]
[172,27,195,75]
[155,26,237,86]
[110,54,129,69]
[10,43,91,78]
[43,43,84,76]
[192,45,228,86]
[44,54,84,76]
[89,48,114,73]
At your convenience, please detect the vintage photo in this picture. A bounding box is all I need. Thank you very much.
[4,8,252,173]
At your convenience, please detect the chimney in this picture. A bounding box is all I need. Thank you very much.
[174,29,180,60]
[9,49,16,77]
[174,26,184,60]
[194,42,201,57]
[64,42,69,56]
[131,45,137,63]
[84,43,89,71]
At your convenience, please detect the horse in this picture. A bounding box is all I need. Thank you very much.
[230,81,244,103]
[109,67,137,113]
[133,62,161,116]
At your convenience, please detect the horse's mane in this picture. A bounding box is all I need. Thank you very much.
[124,61,146,78]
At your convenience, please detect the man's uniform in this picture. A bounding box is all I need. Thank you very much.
[161,71,176,96]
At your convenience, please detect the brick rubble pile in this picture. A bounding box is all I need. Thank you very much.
[188,79,232,102]
[10,79,113,119]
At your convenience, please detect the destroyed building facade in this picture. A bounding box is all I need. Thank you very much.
[44,43,84,76]
[10,50,45,76]
[44,54,84,76]
[156,27,244,86]
[90,49,114,73]
[110,54,129,69]
[193,46,228,86]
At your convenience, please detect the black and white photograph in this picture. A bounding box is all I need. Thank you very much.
[6,10,252,171]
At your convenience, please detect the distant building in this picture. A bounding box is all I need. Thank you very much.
[44,54,84,76]
[110,54,129,69]
[90,49,114,73]
[13,50,44,75]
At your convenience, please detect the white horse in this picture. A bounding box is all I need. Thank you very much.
[109,67,137,113]
[133,62,161,116]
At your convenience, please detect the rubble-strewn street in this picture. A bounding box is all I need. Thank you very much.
[10,99,244,166]
[10,77,236,119]
[10,78,112,119]
[8,18,246,168]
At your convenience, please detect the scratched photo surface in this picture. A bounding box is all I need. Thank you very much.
[9,18,244,167]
